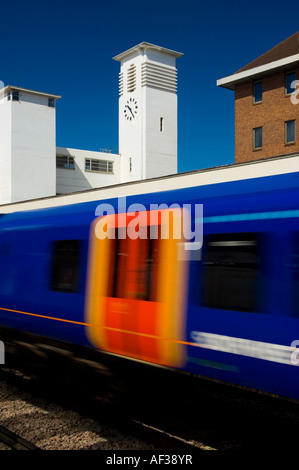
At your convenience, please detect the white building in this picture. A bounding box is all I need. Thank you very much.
[0,42,182,205]
[56,147,120,194]
[114,43,182,182]
[0,86,59,204]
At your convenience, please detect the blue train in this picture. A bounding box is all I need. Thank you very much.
[0,170,299,401]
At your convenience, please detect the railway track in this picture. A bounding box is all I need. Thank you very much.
[1,361,299,451]
[0,424,40,450]
[125,419,215,451]
[112,368,299,451]
[0,366,217,451]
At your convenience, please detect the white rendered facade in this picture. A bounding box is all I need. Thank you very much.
[0,86,59,204]
[56,147,120,194]
[0,43,182,204]
[114,43,182,183]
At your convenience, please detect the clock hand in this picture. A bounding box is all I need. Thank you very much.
[125,104,134,117]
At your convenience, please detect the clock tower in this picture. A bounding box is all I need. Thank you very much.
[113,42,183,183]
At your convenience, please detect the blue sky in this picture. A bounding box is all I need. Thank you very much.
[1,0,299,173]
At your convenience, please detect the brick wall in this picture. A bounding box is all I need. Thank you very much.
[235,67,299,163]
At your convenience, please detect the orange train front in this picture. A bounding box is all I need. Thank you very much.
[85,208,189,368]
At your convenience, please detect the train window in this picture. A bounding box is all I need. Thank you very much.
[110,228,159,301]
[286,233,299,316]
[202,233,259,312]
[50,240,80,293]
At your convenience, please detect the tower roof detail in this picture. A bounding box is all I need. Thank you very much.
[0,85,61,100]
[113,42,183,62]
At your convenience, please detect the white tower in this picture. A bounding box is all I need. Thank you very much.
[113,42,183,183]
[0,86,60,204]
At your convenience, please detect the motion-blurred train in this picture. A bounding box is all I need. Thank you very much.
[1,170,299,401]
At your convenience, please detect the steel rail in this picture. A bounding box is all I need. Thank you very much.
[0,424,40,450]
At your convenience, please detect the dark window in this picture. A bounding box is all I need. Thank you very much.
[85,158,113,173]
[51,240,80,293]
[202,233,259,312]
[110,229,159,301]
[253,81,262,103]
[12,90,19,101]
[56,155,75,169]
[0,243,10,256]
[285,120,296,143]
[48,98,55,107]
[286,233,299,316]
[286,71,296,95]
[253,127,262,149]
[7,91,19,101]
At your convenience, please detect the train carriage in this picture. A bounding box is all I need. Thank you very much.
[0,171,299,400]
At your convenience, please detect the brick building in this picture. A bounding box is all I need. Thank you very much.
[217,31,299,163]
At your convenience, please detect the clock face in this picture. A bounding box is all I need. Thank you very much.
[124,98,138,120]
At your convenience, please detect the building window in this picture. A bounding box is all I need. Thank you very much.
[160,117,164,132]
[85,158,114,173]
[286,120,296,144]
[50,240,81,293]
[48,98,55,107]
[201,233,260,312]
[253,81,262,103]
[286,71,296,95]
[8,90,19,101]
[253,127,262,149]
[56,155,75,169]
[129,157,132,172]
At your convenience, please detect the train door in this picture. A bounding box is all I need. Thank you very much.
[85,209,188,368]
